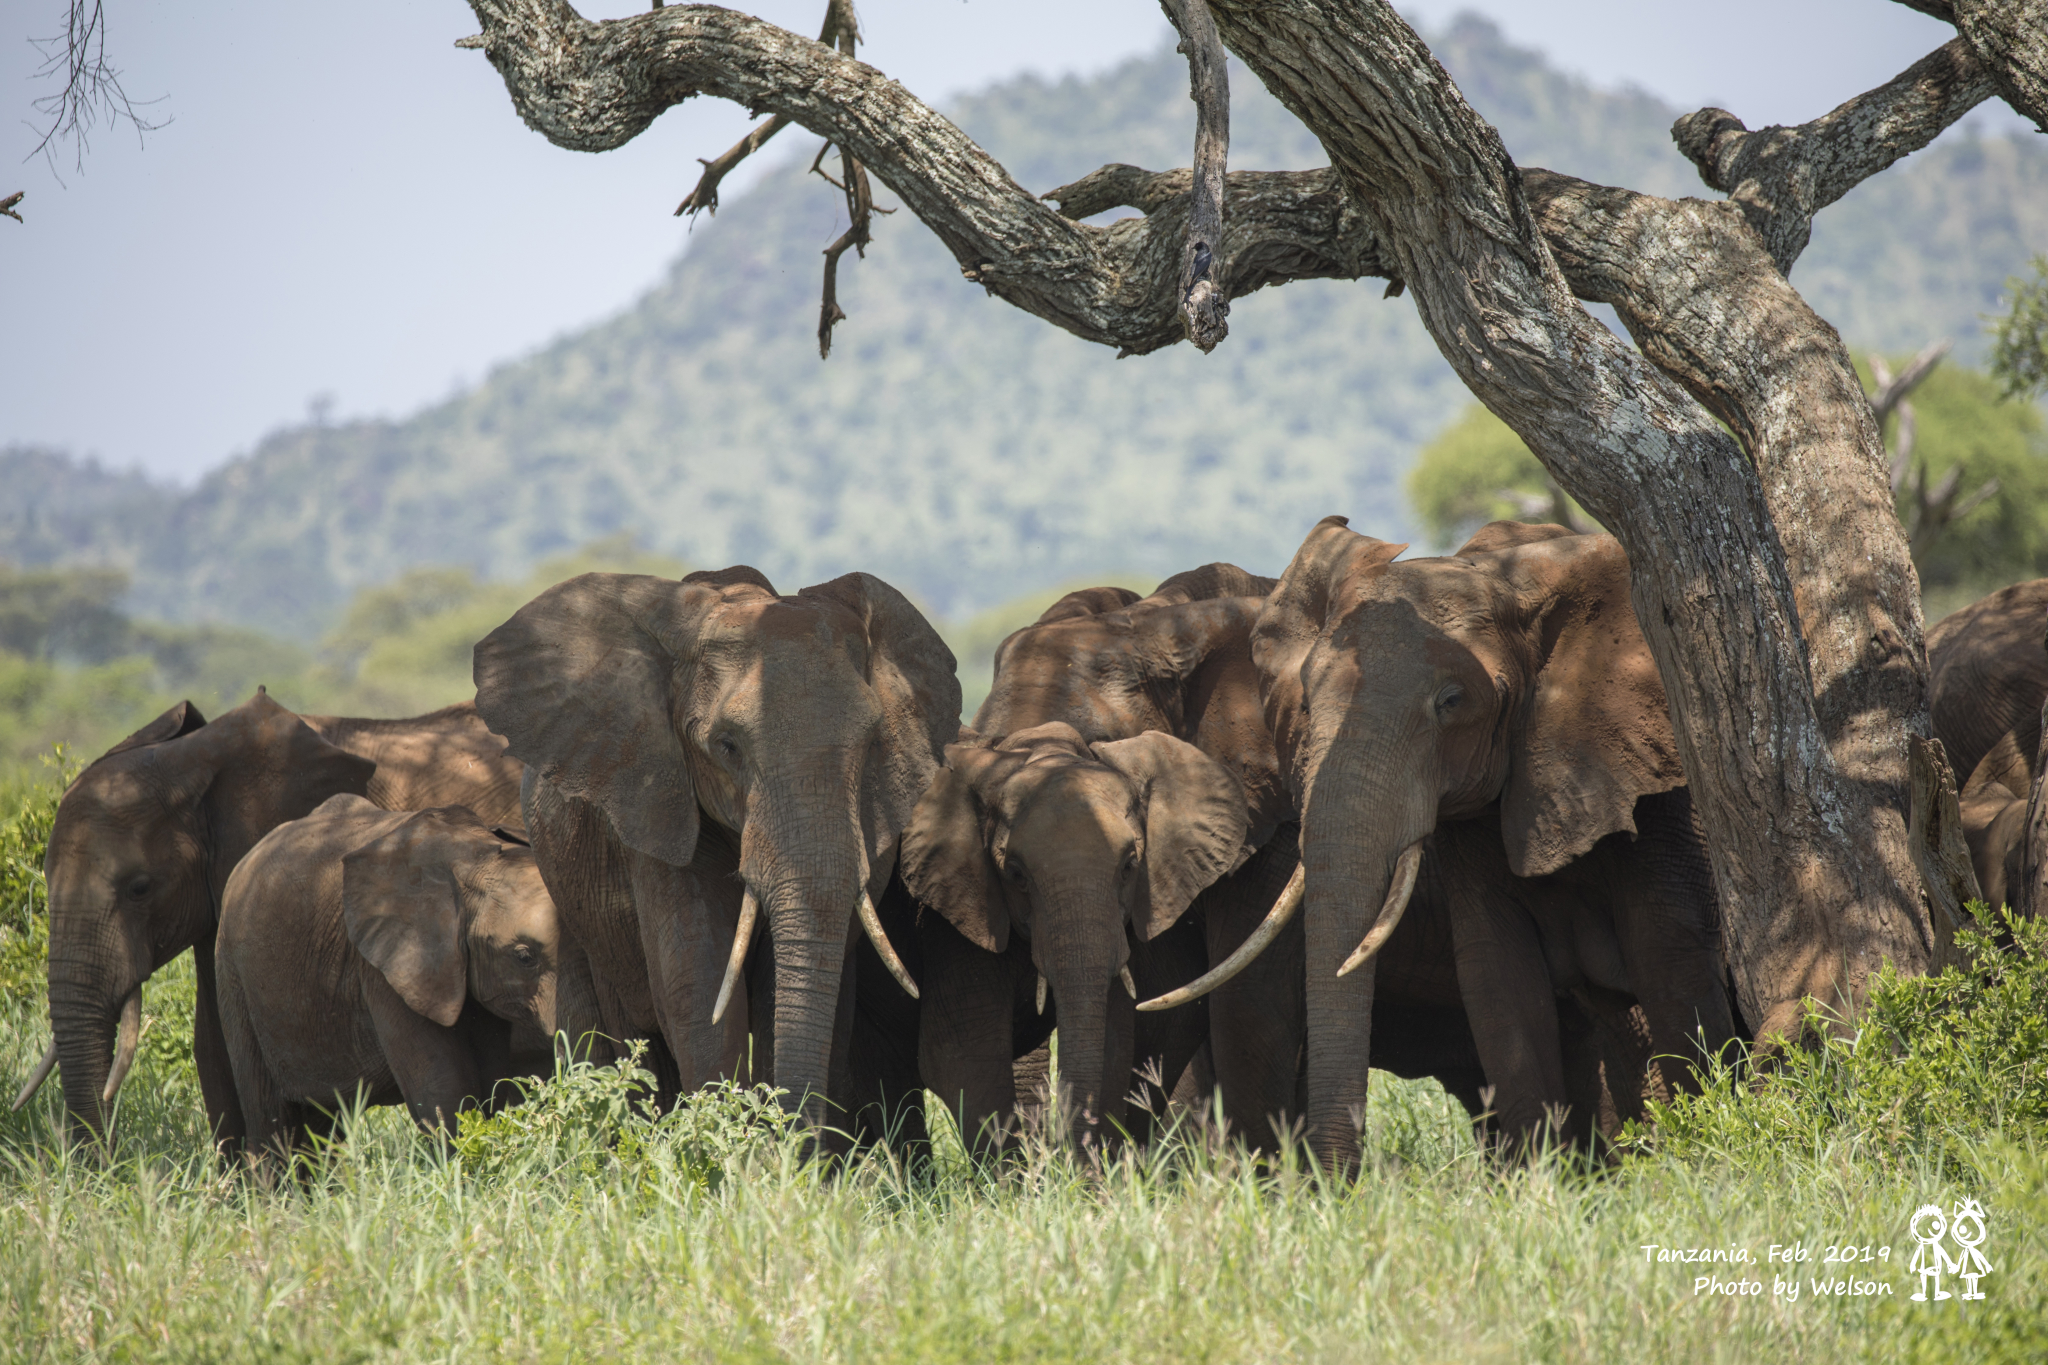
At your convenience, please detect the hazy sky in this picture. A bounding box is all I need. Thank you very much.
[1,2,2001,481]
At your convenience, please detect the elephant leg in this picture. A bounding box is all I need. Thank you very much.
[190,943,248,1165]
[1128,913,1210,1146]
[632,848,749,1094]
[849,877,928,1161]
[1013,1041,1052,1120]
[1607,791,1738,1099]
[917,915,1022,1161]
[1437,824,1572,1154]
[363,972,489,1133]
[1201,842,1307,1154]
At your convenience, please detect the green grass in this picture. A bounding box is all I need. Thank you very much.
[0,769,2042,1361]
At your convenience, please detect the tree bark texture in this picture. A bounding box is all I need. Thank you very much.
[460,0,2048,1038]
[1160,0,1231,352]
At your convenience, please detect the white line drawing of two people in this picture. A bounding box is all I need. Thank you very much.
[1911,1200,1993,1301]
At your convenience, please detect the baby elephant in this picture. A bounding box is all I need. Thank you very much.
[217,794,588,1156]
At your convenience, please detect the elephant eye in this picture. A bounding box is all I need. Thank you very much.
[1120,849,1138,879]
[1434,684,1465,716]
[716,736,740,761]
[1005,860,1028,888]
[512,942,537,966]
[123,875,152,901]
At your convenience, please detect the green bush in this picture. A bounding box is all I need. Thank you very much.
[1627,907,2048,1173]
[451,1043,798,1193]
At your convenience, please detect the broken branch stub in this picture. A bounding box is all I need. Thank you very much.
[1162,0,1230,352]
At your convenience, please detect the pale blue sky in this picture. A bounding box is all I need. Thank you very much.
[0,2,2002,480]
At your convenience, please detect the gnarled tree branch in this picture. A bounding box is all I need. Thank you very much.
[1671,38,1992,273]
[1161,0,1231,352]
[1954,0,2048,133]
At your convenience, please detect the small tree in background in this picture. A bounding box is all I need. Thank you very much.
[1990,255,2048,403]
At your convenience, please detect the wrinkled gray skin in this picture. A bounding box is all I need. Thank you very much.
[34,692,526,1152]
[1255,519,1736,1173]
[216,796,593,1156]
[474,566,958,1141]
[1927,580,2048,915]
[901,566,1290,1156]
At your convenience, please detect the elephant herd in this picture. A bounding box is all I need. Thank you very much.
[18,519,2048,1175]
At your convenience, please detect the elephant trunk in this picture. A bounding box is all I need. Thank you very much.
[764,913,852,1132]
[45,908,151,1147]
[1298,735,1438,1177]
[1037,890,1133,1157]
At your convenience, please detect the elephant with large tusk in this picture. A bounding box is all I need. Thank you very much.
[22,691,531,1153]
[1235,517,1737,1173]
[473,566,958,1148]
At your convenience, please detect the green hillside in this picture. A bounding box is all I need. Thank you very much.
[6,16,2046,638]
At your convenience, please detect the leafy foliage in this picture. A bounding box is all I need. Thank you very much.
[1989,254,2048,402]
[1628,908,2048,1173]
[0,753,70,1000]
[452,1043,798,1194]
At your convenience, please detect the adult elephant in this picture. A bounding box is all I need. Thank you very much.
[1244,517,1734,1172]
[902,565,1302,1156]
[472,566,958,1140]
[22,690,528,1150]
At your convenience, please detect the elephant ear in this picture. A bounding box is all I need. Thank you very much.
[191,690,378,879]
[899,743,1021,953]
[342,807,490,1028]
[1486,534,1686,877]
[102,699,208,759]
[799,573,964,839]
[1254,518,1408,791]
[1091,731,1251,940]
[475,573,741,867]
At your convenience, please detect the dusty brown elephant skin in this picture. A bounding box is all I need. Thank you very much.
[1253,518,1736,1172]
[903,565,1292,1156]
[216,796,592,1158]
[1926,580,2048,914]
[474,566,958,1142]
[1928,579,2048,792]
[22,691,530,1151]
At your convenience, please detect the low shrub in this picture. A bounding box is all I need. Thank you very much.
[1626,906,2048,1173]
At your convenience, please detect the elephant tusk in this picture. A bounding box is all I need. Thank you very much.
[860,890,920,1000]
[102,988,142,1105]
[1120,965,1136,999]
[711,888,759,1026]
[1036,973,1048,1015]
[1138,862,1303,1012]
[11,1039,57,1110]
[1337,840,1425,978]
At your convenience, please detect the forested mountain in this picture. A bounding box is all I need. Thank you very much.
[8,16,2046,638]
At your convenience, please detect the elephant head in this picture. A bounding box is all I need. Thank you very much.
[473,567,958,1129]
[1248,517,1684,1171]
[342,805,586,1059]
[900,722,1248,1147]
[31,691,376,1145]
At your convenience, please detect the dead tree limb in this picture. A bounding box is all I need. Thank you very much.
[676,113,791,217]
[1161,0,1231,352]
[0,192,22,224]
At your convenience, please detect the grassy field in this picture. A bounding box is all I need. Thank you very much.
[0,773,2042,1362]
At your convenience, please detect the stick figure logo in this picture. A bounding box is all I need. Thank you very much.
[1910,1204,1956,1301]
[1950,1199,1994,1300]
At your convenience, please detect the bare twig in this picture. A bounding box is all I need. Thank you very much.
[28,1,168,173]
[811,0,874,359]
[0,193,22,225]
[1869,338,1952,425]
[676,113,791,217]
[1161,0,1230,353]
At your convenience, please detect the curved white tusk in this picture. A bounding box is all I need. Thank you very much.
[1138,862,1303,1012]
[1337,840,1425,978]
[711,888,759,1026]
[102,988,141,1105]
[860,890,919,1000]
[1120,965,1136,999]
[11,1039,57,1111]
[1036,973,1048,1015]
